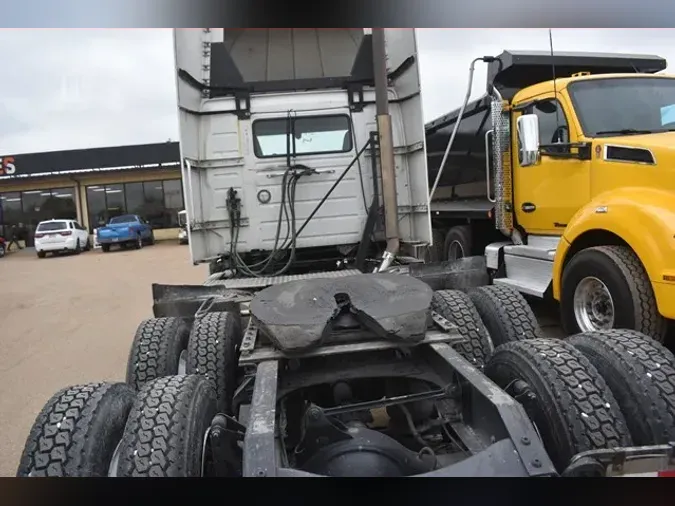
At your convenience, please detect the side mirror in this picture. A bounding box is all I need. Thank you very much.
[517,114,540,167]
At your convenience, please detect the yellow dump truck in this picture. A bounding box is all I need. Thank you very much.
[426,50,675,341]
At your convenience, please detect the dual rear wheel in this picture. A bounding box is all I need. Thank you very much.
[17,307,243,477]
[126,311,242,414]
[432,284,675,474]
[16,283,675,476]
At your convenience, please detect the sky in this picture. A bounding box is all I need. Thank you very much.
[0,28,674,155]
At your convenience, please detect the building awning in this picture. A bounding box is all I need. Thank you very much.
[0,161,180,183]
[0,141,181,182]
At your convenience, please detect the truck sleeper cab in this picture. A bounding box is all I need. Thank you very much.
[427,50,675,341]
[175,28,431,280]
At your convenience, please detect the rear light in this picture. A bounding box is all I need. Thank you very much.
[34,233,44,239]
[658,469,675,477]
[59,231,72,236]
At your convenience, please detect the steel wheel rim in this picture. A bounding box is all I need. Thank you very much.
[573,276,615,332]
[178,349,187,375]
[108,439,124,477]
[447,240,465,261]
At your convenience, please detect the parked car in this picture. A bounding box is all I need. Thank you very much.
[0,236,5,258]
[34,219,91,258]
[96,214,155,252]
[177,210,188,245]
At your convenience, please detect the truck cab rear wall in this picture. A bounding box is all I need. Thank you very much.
[174,28,431,265]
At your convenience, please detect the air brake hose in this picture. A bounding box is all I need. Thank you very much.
[228,140,372,277]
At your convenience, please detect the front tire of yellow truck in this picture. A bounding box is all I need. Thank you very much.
[560,245,667,341]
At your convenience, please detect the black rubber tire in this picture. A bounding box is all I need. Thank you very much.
[468,284,543,346]
[37,251,46,258]
[17,382,136,477]
[101,244,110,253]
[84,239,91,251]
[126,317,191,391]
[567,329,675,446]
[485,338,632,472]
[186,311,242,414]
[443,225,472,260]
[134,235,143,250]
[561,245,666,341]
[115,375,217,477]
[0,244,5,258]
[430,289,494,367]
[148,232,156,246]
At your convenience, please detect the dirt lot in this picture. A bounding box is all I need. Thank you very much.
[0,242,207,477]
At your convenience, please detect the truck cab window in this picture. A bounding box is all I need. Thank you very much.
[531,100,569,145]
[568,77,675,136]
[253,115,352,158]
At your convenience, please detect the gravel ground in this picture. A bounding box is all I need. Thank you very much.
[0,242,207,477]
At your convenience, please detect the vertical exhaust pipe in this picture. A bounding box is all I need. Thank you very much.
[372,28,400,272]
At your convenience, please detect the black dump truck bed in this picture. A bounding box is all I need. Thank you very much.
[424,49,667,195]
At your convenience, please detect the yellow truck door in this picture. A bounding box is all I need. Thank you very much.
[512,94,591,235]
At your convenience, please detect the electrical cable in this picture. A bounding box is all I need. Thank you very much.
[226,111,298,277]
[227,129,372,278]
[349,109,369,212]
[229,164,312,278]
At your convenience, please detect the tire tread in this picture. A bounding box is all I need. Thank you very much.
[486,338,631,470]
[431,289,494,366]
[17,382,135,477]
[567,329,675,444]
[126,317,189,390]
[469,284,543,345]
[186,311,240,414]
[116,375,216,477]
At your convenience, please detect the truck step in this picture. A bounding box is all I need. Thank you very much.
[494,235,560,298]
[204,269,363,290]
[493,276,551,298]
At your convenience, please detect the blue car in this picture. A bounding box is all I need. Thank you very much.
[96,214,155,252]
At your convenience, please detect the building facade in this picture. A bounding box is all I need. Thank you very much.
[0,142,183,245]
